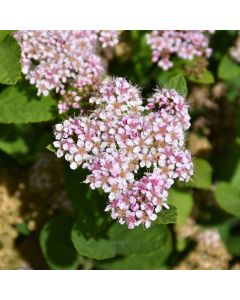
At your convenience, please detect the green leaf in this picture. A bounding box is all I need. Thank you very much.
[66,168,115,260]
[15,222,30,236]
[64,166,110,227]
[168,190,193,224]
[158,72,188,97]
[225,77,240,102]
[0,124,48,164]
[230,158,240,191]
[40,215,81,270]
[71,218,116,260]
[215,182,240,217]
[166,73,188,97]
[0,30,14,41]
[131,31,153,85]
[46,143,56,153]
[97,228,172,270]
[0,35,21,85]
[0,127,29,158]
[0,85,57,124]
[64,167,88,212]
[188,158,212,189]
[154,205,178,224]
[188,70,215,84]
[227,236,240,256]
[211,144,240,182]
[218,218,240,256]
[218,55,240,80]
[176,238,188,252]
[108,223,169,256]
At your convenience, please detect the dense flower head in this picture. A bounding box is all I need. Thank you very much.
[53,77,193,229]
[14,30,120,113]
[146,30,212,70]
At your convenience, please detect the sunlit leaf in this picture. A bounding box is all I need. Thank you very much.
[0,85,57,124]
[215,182,240,217]
[0,35,21,85]
[188,158,212,189]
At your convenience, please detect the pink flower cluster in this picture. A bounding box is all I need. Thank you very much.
[53,77,193,229]
[146,30,212,70]
[99,31,119,48]
[14,30,119,113]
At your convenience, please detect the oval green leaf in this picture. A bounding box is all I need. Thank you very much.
[0,85,57,124]
[218,55,240,80]
[168,190,193,224]
[188,70,215,84]
[0,35,21,85]
[71,219,116,260]
[108,223,169,256]
[154,205,178,224]
[215,182,240,217]
[40,215,81,270]
[158,72,188,97]
[188,158,212,189]
[97,228,172,270]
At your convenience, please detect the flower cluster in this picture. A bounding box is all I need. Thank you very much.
[146,30,212,70]
[53,77,193,229]
[99,31,119,48]
[14,30,120,113]
[230,33,240,63]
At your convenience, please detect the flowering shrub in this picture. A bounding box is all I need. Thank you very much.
[0,30,240,270]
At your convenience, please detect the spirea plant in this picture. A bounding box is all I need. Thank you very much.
[0,30,240,270]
